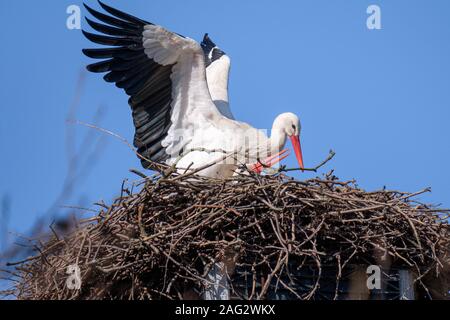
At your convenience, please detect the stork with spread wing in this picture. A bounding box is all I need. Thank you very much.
[82,1,304,178]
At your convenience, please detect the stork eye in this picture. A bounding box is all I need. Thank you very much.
[292,124,296,130]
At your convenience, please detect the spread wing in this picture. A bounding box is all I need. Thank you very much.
[82,1,223,168]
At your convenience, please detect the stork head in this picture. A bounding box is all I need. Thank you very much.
[201,34,227,67]
[273,113,304,169]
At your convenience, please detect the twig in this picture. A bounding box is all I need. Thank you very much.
[280,149,336,173]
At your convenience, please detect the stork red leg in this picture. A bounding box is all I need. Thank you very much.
[251,149,290,173]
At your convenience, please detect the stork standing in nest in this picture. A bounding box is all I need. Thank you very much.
[82,1,304,178]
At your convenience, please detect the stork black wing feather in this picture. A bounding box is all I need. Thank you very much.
[87,55,149,74]
[82,30,138,47]
[86,59,114,73]
[135,106,171,136]
[145,144,165,160]
[83,47,142,59]
[133,83,172,111]
[103,59,152,83]
[110,55,149,71]
[85,17,137,37]
[148,146,170,163]
[130,66,173,106]
[98,0,151,26]
[117,68,154,94]
[136,119,170,149]
[83,3,141,30]
[110,61,154,89]
[82,1,178,167]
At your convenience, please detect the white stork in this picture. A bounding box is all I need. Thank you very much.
[82,1,304,178]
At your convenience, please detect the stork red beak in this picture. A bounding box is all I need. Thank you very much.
[290,135,304,169]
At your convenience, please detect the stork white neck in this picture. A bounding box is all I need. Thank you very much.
[270,123,288,153]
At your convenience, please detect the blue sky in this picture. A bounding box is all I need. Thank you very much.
[0,0,449,243]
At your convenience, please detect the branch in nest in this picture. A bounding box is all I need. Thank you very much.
[279,149,336,173]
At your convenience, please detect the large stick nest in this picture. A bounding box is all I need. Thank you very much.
[3,171,449,300]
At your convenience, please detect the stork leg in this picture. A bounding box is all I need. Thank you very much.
[251,149,290,173]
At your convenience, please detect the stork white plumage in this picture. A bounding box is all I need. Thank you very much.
[82,1,304,178]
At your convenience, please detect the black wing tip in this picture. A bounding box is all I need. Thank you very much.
[84,16,96,25]
[97,0,110,11]
[83,2,111,21]
[83,2,95,13]
[81,29,90,38]
[201,33,216,49]
[81,29,104,45]
[81,48,92,58]
[85,62,101,73]
[84,16,102,31]
[83,2,105,20]
[82,48,107,59]
[82,30,102,43]
[97,0,149,25]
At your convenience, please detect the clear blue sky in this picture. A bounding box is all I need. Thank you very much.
[0,0,449,240]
